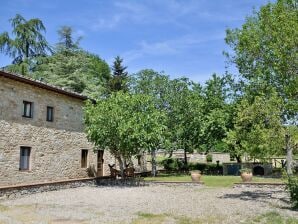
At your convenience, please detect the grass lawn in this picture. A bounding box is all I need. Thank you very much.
[144,174,285,187]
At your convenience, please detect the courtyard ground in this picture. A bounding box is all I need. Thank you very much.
[0,184,297,224]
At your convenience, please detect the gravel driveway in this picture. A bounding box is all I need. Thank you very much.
[0,185,297,224]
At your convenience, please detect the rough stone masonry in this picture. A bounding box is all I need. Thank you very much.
[0,71,115,186]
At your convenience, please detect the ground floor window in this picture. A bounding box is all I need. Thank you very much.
[46,106,54,122]
[81,149,88,168]
[20,147,31,170]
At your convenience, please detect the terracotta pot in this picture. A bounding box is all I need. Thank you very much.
[240,172,253,182]
[190,171,202,182]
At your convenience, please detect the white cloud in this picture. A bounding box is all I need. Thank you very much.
[89,0,199,31]
[91,14,124,30]
[122,33,225,63]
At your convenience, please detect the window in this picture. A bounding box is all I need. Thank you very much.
[81,150,88,168]
[20,147,31,170]
[23,101,33,118]
[137,155,142,166]
[46,106,54,122]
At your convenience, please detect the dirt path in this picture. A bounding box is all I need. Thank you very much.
[0,185,296,224]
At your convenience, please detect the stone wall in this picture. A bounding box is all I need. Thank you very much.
[0,76,115,186]
[211,153,231,164]
[0,177,145,200]
[189,154,206,163]
[0,76,86,132]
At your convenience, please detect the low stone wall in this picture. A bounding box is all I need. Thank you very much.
[0,176,145,200]
[0,178,93,200]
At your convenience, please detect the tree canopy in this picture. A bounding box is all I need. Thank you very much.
[108,56,128,93]
[225,0,298,172]
[0,14,52,74]
[84,92,166,176]
[225,0,298,120]
[30,25,110,98]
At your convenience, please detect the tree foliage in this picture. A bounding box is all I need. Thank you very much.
[199,74,232,152]
[225,0,298,120]
[32,50,110,97]
[31,26,110,98]
[108,56,128,93]
[0,14,51,71]
[225,92,285,162]
[131,69,172,175]
[225,0,298,169]
[57,26,81,51]
[167,78,203,164]
[84,92,166,176]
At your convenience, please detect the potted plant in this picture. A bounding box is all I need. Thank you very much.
[240,168,253,182]
[190,170,202,182]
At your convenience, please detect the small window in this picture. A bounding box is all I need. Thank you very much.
[46,106,54,122]
[23,101,33,118]
[20,147,31,170]
[137,155,142,166]
[81,150,88,168]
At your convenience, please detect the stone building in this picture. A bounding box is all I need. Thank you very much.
[0,71,116,187]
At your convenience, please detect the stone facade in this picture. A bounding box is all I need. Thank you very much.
[0,72,115,186]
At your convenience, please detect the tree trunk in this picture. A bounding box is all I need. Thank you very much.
[236,155,242,163]
[21,64,25,76]
[184,148,188,166]
[25,42,29,59]
[116,156,125,178]
[286,133,293,175]
[151,149,157,177]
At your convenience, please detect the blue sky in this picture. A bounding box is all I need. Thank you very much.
[0,0,270,83]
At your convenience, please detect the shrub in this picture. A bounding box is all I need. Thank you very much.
[160,158,184,171]
[188,162,223,175]
[160,158,223,175]
[287,175,298,208]
[240,168,252,173]
[206,154,212,162]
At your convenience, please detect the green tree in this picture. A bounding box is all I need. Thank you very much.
[132,69,172,175]
[0,14,51,74]
[225,92,285,162]
[225,0,298,173]
[199,74,232,153]
[57,26,80,51]
[108,56,128,92]
[84,92,166,177]
[167,78,203,166]
[32,50,110,97]
[32,27,110,98]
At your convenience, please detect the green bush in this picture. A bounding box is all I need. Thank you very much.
[160,158,184,171]
[185,162,222,175]
[287,175,298,208]
[188,162,206,171]
[206,154,212,162]
[160,158,223,175]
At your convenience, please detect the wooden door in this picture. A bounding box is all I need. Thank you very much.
[97,150,104,176]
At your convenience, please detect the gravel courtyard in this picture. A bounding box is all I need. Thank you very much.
[0,184,297,224]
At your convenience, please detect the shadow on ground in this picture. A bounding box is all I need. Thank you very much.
[219,188,297,211]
